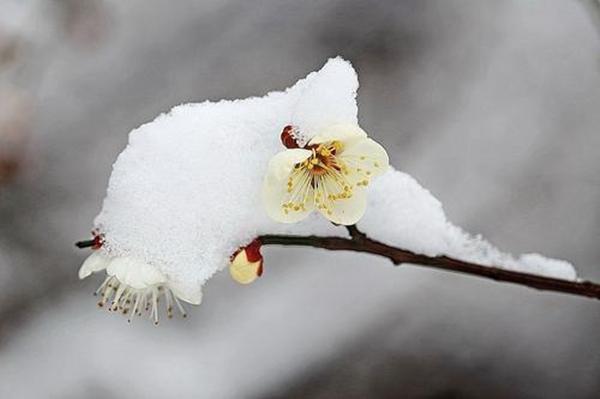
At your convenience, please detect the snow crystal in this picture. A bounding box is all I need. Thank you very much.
[94,57,576,294]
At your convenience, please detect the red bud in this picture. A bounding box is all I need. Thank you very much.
[91,230,104,250]
[281,125,300,149]
[244,239,263,263]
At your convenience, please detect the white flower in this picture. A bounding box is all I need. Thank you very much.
[263,123,389,225]
[78,251,202,325]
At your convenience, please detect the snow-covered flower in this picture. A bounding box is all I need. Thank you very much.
[263,123,389,225]
[76,57,364,324]
[229,239,264,284]
[79,250,202,324]
[77,57,576,326]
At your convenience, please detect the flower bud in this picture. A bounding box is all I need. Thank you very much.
[91,229,104,250]
[280,125,300,149]
[229,239,263,284]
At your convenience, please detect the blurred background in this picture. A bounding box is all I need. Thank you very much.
[0,0,599,398]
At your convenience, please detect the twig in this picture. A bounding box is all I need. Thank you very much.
[75,239,95,248]
[76,226,600,301]
[258,226,600,301]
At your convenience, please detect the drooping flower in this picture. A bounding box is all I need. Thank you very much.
[229,239,264,284]
[263,123,389,225]
[78,249,202,325]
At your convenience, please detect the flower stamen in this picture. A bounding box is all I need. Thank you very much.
[93,275,187,324]
[281,140,359,217]
[264,123,389,225]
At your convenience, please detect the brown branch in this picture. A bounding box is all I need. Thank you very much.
[75,226,600,301]
[258,227,600,301]
[75,239,95,248]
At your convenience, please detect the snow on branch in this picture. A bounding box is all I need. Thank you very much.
[75,58,595,324]
[259,226,600,300]
[77,222,600,301]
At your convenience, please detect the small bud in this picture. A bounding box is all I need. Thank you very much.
[229,239,263,284]
[91,229,104,250]
[280,125,300,149]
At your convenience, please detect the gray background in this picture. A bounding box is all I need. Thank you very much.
[0,0,599,398]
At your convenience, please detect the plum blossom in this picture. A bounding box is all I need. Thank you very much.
[263,123,389,225]
[79,250,202,324]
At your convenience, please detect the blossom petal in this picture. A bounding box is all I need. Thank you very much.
[318,184,367,225]
[78,251,110,279]
[106,257,167,289]
[262,148,315,223]
[309,123,367,146]
[169,280,203,305]
[265,148,312,181]
[340,137,389,184]
[230,250,261,285]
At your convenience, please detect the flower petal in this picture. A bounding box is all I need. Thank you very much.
[318,184,368,225]
[78,251,110,279]
[230,250,262,285]
[106,257,167,289]
[308,123,367,146]
[340,137,389,185]
[265,148,312,181]
[262,148,315,223]
[169,280,203,305]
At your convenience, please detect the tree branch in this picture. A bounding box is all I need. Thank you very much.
[75,226,600,301]
[258,227,600,301]
[75,239,95,249]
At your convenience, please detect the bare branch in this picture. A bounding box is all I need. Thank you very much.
[259,227,600,301]
[75,239,95,248]
[76,226,600,301]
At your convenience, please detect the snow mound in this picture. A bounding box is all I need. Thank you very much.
[364,170,576,280]
[94,57,576,294]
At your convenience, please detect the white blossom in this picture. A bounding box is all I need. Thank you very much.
[79,250,201,324]
[263,124,389,225]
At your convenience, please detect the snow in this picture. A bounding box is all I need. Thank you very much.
[364,170,576,280]
[94,57,577,294]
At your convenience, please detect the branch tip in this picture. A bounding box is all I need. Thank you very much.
[75,239,95,249]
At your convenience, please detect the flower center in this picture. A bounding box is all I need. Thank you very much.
[297,142,343,176]
[284,141,355,216]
